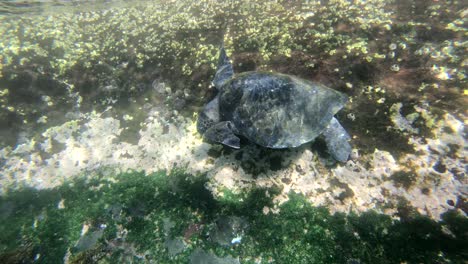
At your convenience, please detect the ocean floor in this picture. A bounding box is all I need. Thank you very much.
[0,0,466,263]
[0,97,466,222]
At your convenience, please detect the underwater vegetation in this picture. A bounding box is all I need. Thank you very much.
[0,0,466,263]
[0,169,466,263]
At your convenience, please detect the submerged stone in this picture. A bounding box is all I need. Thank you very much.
[165,237,186,256]
[208,216,248,246]
[189,248,240,264]
[74,227,105,253]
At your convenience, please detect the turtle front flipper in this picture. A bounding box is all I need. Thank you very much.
[203,121,240,149]
[322,117,351,162]
[212,47,234,90]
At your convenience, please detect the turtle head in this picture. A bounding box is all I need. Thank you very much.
[197,95,241,149]
[197,96,220,134]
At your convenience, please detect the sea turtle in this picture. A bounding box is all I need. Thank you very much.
[197,47,352,162]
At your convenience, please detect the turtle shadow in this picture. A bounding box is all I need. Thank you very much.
[196,137,336,179]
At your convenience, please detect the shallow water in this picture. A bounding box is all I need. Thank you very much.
[0,0,466,263]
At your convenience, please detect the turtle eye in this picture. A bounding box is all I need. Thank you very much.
[226,122,232,129]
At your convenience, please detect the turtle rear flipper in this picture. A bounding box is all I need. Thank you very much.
[322,117,351,162]
[203,121,240,149]
[213,47,234,90]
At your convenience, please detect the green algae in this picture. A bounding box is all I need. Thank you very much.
[0,169,466,263]
[389,170,418,189]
